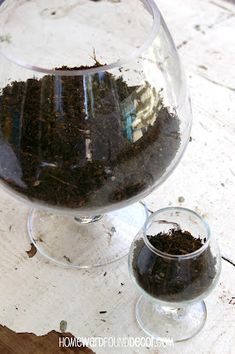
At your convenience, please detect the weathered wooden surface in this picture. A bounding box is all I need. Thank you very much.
[0,0,234,353]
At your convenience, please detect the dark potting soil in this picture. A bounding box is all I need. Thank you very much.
[132,229,217,302]
[0,68,180,210]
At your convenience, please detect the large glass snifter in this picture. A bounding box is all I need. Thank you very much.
[0,0,192,268]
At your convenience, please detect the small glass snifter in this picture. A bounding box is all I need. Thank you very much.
[128,207,221,342]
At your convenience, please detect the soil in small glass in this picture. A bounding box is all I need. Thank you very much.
[0,67,180,210]
[132,229,217,302]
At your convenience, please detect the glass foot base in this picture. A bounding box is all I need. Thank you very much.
[136,296,207,342]
[28,203,147,269]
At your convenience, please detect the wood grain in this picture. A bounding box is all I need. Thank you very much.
[0,325,95,354]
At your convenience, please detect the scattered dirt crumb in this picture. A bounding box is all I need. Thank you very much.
[198,65,208,71]
[63,256,72,263]
[177,40,188,49]
[26,243,37,258]
[60,320,67,333]
[194,24,205,34]
[178,196,185,203]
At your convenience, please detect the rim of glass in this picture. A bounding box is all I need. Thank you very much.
[143,207,211,260]
[0,0,160,76]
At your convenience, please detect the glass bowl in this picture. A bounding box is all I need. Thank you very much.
[0,0,192,268]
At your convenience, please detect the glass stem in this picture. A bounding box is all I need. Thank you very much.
[74,215,103,224]
[157,305,187,320]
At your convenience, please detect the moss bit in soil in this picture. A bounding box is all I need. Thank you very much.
[0,66,180,210]
[132,229,217,302]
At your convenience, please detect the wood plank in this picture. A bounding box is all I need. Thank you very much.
[0,325,94,354]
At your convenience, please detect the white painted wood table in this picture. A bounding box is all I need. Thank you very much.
[0,0,234,353]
